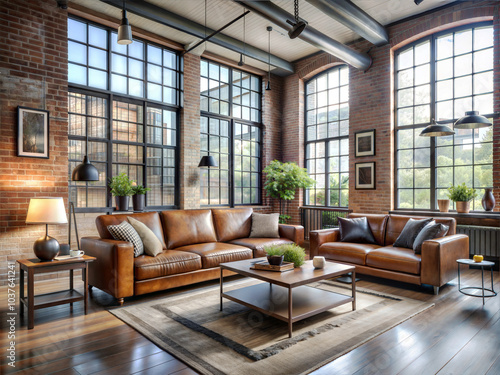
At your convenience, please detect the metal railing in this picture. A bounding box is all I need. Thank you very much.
[300,206,352,240]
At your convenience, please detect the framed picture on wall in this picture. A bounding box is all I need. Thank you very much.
[17,106,49,159]
[355,162,376,189]
[355,129,375,157]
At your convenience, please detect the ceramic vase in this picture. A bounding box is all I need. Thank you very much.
[267,255,284,266]
[115,196,130,211]
[455,201,470,214]
[481,188,495,211]
[132,194,145,211]
[437,199,450,213]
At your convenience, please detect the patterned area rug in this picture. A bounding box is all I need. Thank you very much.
[110,279,433,375]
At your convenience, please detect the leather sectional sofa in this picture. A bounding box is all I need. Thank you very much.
[310,213,469,294]
[81,208,304,305]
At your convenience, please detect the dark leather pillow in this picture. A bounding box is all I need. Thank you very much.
[393,218,433,249]
[338,217,377,244]
[413,221,449,254]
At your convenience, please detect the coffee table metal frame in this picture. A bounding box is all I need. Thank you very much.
[457,258,497,305]
[220,258,356,338]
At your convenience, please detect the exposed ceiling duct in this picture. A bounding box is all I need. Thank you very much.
[306,0,389,46]
[100,0,294,73]
[234,0,372,70]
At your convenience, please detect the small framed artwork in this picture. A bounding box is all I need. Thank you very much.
[355,129,375,157]
[355,162,376,189]
[17,106,49,159]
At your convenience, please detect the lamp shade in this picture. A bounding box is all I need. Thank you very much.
[419,121,455,137]
[454,111,492,129]
[26,197,68,225]
[117,9,133,45]
[198,155,218,167]
[288,20,307,39]
[72,155,99,181]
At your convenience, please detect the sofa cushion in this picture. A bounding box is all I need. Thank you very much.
[366,247,421,275]
[348,214,388,246]
[161,209,217,249]
[212,208,252,242]
[413,222,449,254]
[134,250,202,281]
[250,213,280,238]
[96,212,167,249]
[318,242,381,265]
[339,217,377,244]
[393,218,433,249]
[229,237,294,257]
[175,242,252,269]
[128,216,163,257]
[107,221,144,257]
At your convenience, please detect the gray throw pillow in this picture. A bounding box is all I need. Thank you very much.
[413,221,449,254]
[128,216,163,257]
[107,221,144,257]
[249,213,280,238]
[393,218,433,249]
[338,217,377,244]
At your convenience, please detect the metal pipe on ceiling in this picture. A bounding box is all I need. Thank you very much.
[306,0,389,46]
[234,0,372,71]
[100,0,294,73]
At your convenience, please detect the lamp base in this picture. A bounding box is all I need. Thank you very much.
[34,235,60,261]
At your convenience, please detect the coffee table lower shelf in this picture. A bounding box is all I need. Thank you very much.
[221,282,354,336]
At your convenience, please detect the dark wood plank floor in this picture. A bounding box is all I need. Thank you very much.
[1,265,499,375]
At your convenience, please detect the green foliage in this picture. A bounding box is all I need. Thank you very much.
[108,173,134,197]
[447,183,478,202]
[263,160,316,201]
[263,244,306,268]
[132,185,151,195]
[279,214,291,224]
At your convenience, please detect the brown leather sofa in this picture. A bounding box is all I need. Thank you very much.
[81,208,304,304]
[310,213,469,294]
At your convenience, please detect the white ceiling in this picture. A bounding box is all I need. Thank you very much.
[71,0,455,73]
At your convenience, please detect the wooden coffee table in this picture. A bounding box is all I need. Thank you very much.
[220,258,356,338]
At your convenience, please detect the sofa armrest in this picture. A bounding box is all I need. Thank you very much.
[81,237,135,299]
[309,228,340,258]
[279,224,305,247]
[420,234,469,287]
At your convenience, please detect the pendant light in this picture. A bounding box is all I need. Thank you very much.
[117,0,133,45]
[287,0,307,39]
[238,9,246,67]
[198,155,218,167]
[266,26,272,91]
[419,119,455,137]
[454,111,492,129]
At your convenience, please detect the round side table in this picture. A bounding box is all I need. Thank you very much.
[457,258,497,305]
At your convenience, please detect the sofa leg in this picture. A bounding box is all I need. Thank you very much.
[433,286,439,295]
[117,298,124,306]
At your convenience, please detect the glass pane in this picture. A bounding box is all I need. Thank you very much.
[474,27,493,50]
[473,48,493,72]
[88,69,107,90]
[437,34,453,60]
[89,47,106,69]
[455,30,472,55]
[69,41,86,64]
[454,54,472,76]
[398,48,413,70]
[68,19,87,43]
[147,45,162,64]
[68,63,86,85]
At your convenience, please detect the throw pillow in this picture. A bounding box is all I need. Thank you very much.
[393,218,433,249]
[338,217,377,244]
[413,221,449,254]
[249,213,280,238]
[127,217,163,257]
[107,221,144,257]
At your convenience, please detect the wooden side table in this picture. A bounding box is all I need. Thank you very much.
[457,258,497,305]
[17,255,96,329]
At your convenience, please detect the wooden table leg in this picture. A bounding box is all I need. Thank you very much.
[352,270,357,311]
[84,265,88,315]
[28,269,34,330]
[288,287,293,338]
[19,268,24,317]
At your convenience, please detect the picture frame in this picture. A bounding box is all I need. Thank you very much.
[355,129,375,157]
[17,106,49,159]
[355,162,376,189]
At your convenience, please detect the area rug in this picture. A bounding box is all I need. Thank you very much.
[110,279,433,375]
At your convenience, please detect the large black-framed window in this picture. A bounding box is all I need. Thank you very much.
[200,59,262,206]
[305,65,350,207]
[68,17,180,211]
[395,23,494,211]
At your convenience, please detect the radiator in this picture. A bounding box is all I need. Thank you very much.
[456,225,500,257]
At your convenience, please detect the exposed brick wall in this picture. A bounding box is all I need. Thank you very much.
[0,0,69,284]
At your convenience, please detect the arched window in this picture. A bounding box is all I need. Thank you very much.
[305,66,349,207]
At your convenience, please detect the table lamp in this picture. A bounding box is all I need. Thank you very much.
[26,197,68,261]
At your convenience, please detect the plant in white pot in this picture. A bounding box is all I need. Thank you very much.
[447,183,478,214]
[131,184,150,211]
[108,173,134,211]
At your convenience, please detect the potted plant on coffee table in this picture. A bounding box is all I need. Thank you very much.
[108,173,134,211]
[447,183,478,214]
[131,184,150,211]
[264,244,306,268]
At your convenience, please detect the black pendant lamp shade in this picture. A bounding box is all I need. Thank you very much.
[454,111,492,129]
[287,0,307,39]
[419,119,455,137]
[198,155,218,167]
[72,156,99,181]
[117,0,133,45]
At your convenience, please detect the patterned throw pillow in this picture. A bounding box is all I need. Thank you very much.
[107,221,144,257]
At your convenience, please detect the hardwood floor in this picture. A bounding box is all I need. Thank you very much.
[1,266,499,375]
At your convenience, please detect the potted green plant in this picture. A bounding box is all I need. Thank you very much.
[447,183,478,214]
[264,245,285,266]
[263,160,316,223]
[264,244,306,268]
[131,184,151,212]
[108,173,134,211]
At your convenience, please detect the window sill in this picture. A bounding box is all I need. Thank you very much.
[390,210,500,227]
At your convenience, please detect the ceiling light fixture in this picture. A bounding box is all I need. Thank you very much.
[238,8,246,66]
[414,0,424,5]
[287,0,307,39]
[419,119,455,137]
[454,111,492,129]
[266,26,272,91]
[117,0,133,45]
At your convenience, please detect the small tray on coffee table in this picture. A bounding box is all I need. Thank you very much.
[250,261,294,272]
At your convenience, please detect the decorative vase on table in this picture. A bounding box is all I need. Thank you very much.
[437,199,450,213]
[455,201,470,214]
[267,255,284,266]
[481,188,495,211]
